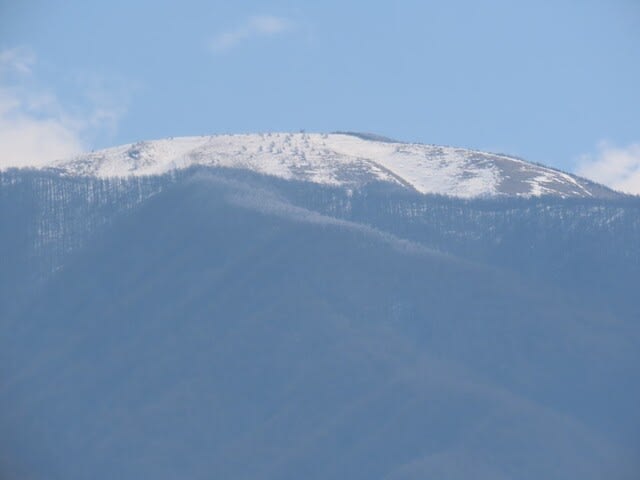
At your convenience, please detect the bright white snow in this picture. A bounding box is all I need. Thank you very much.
[0,132,610,198]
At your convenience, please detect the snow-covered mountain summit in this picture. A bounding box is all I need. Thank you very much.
[33,132,617,198]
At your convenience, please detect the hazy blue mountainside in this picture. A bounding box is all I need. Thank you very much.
[1,168,639,479]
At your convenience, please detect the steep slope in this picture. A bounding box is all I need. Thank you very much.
[1,173,638,480]
[2,132,619,198]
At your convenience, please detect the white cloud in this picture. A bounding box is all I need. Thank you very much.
[576,142,640,195]
[0,97,83,168]
[0,46,36,75]
[210,15,292,53]
[0,47,130,169]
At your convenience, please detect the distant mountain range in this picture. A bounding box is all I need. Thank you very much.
[2,132,620,199]
[0,133,638,479]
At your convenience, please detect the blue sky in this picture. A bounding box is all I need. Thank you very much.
[1,0,639,192]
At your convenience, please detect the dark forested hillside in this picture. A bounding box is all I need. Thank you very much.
[1,168,639,479]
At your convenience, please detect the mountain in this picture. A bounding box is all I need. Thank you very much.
[0,134,638,479]
[20,132,619,199]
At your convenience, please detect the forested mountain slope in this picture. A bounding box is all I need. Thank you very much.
[0,162,638,479]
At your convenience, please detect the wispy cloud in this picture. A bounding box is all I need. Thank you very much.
[0,46,131,169]
[576,142,640,195]
[0,46,36,75]
[210,15,292,53]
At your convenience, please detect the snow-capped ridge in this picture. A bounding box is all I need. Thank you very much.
[8,132,621,198]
